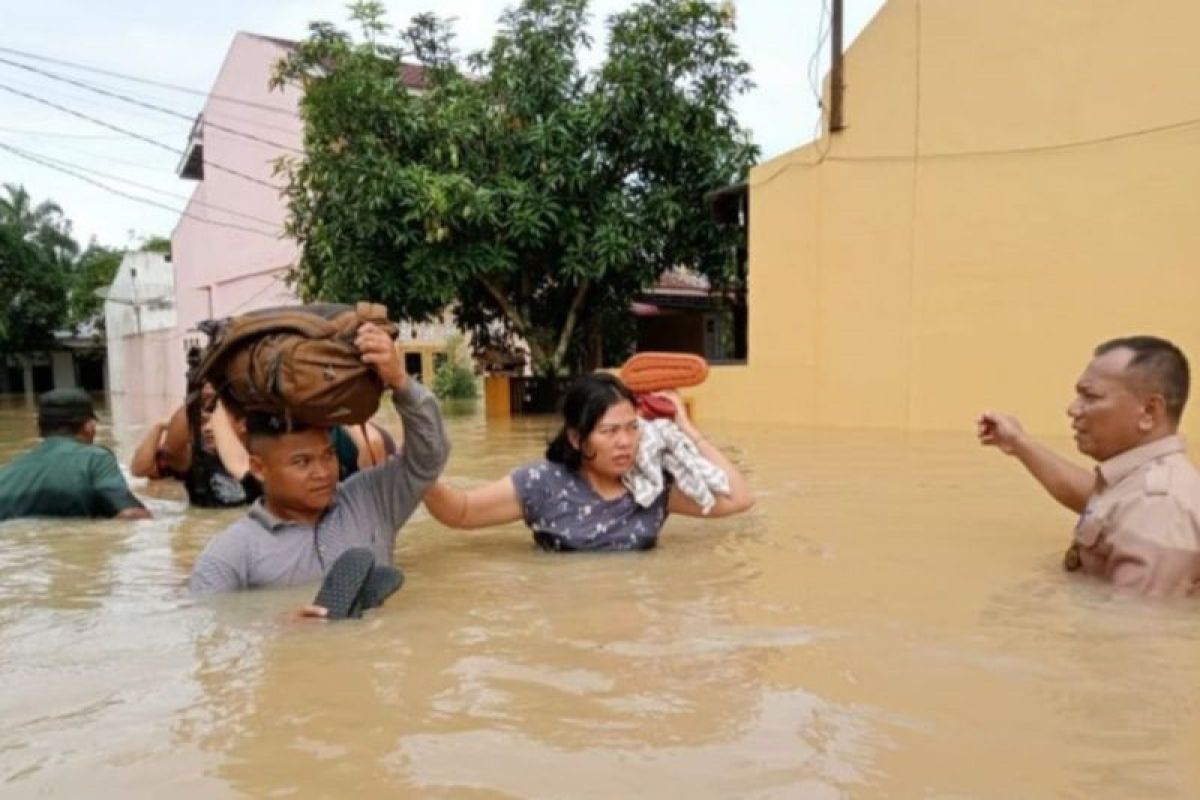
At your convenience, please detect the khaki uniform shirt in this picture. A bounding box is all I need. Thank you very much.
[1067,435,1200,597]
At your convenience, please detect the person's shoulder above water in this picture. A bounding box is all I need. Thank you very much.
[49,435,121,460]
[1147,439,1200,497]
[188,507,268,594]
[511,459,566,483]
[0,436,146,520]
[511,459,571,503]
[1105,440,1200,537]
[0,439,98,494]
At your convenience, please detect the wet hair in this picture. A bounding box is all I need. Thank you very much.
[545,373,637,471]
[245,411,314,453]
[1095,335,1190,422]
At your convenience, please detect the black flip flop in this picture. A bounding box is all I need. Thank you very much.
[313,547,375,619]
[360,565,404,611]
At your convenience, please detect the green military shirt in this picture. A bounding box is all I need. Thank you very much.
[0,436,144,520]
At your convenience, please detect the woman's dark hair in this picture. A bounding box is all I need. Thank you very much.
[546,373,636,470]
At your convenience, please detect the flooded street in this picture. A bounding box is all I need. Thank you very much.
[1,391,1199,798]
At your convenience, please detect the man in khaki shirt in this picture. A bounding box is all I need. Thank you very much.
[978,336,1200,597]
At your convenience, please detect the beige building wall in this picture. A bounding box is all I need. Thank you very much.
[693,0,1200,437]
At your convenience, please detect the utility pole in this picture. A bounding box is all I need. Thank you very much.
[830,0,845,132]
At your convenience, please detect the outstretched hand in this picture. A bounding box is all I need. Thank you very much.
[977,410,1027,455]
[355,322,406,391]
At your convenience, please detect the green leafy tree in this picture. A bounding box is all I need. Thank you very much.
[275,0,756,375]
[0,222,69,353]
[0,183,78,264]
[68,242,123,329]
[0,184,78,351]
[139,234,172,257]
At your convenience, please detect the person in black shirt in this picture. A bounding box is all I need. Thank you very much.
[130,383,397,508]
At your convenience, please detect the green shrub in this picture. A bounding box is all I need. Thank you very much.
[433,361,478,400]
[432,334,479,400]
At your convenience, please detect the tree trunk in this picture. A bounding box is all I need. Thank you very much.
[548,280,589,374]
[478,276,590,377]
[584,314,603,371]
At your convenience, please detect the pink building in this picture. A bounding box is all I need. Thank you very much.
[167,32,303,393]
[136,32,447,401]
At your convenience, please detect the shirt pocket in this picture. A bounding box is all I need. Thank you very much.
[1074,508,1107,548]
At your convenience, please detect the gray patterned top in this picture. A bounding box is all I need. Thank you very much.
[511,460,670,552]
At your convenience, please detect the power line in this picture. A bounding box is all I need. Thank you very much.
[0,140,281,239]
[0,134,181,173]
[0,68,295,144]
[0,81,281,190]
[0,55,304,155]
[225,271,294,316]
[0,70,179,129]
[0,125,180,140]
[16,149,191,201]
[5,142,284,228]
[803,0,834,164]
[0,44,300,118]
[839,115,1200,161]
[203,106,305,138]
[750,112,1200,189]
[807,0,832,110]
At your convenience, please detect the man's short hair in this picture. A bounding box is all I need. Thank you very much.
[37,388,97,437]
[1095,335,1190,421]
[245,411,313,453]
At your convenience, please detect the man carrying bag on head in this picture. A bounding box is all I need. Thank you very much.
[189,313,449,601]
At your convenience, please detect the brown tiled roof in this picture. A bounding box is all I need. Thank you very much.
[654,269,711,292]
[398,63,429,89]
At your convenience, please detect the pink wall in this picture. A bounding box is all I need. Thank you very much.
[166,32,303,398]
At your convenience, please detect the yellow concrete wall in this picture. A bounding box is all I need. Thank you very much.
[696,0,1200,438]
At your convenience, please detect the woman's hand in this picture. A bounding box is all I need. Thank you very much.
[652,390,698,438]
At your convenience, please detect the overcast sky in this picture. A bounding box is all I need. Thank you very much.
[0,0,885,248]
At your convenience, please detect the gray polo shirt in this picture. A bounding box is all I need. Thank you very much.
[189,381,448,595]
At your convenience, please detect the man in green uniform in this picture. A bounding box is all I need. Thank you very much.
[0,389,151,521]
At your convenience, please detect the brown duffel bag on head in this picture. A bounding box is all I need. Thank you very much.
[191,302,399,428]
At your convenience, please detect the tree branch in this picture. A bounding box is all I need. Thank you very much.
[477,274,530,334]
[552,279,589,368]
